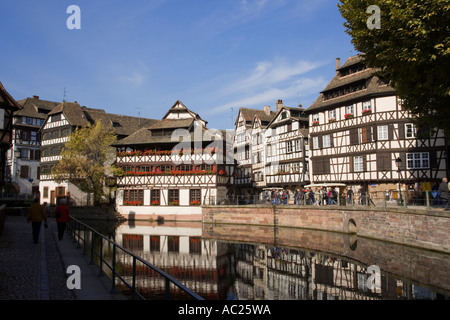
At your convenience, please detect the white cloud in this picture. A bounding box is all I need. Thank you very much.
[118,72,145,86]
[219,58,324,95]
[206,76,326,116]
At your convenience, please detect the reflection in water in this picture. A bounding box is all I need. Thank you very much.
[85,219,450,300]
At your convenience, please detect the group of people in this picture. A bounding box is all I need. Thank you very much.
[266,187,343,206]
[26,197,70,244]
[268,189,290,205]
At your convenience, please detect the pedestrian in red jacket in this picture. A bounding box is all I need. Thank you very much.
[55,197,70,241]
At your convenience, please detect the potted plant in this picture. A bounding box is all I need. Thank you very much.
[344,113,354,120]
[362,109,372,116]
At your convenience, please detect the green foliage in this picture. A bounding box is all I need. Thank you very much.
[339,0,450,132]
[52,121,118,204]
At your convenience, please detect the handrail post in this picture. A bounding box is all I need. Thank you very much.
[110,244,117,294]
[426,191,430,210]
[165,278,170,300]
[98,237,104,277]
[132,257,137,300]
[89,230,94,265]
[82,224,86,254]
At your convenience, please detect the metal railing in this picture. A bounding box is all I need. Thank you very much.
[209,191,450,210]
[67,217,204,300]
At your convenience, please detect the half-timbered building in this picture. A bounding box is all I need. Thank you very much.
[39,101,155,205]
[234,105,276,200]
[113,100,235,220]
[0,82,21,186]
[265,103,310,193]
[307,55,448,201]
[6,96,58,196]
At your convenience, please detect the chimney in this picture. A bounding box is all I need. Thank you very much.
[264,105,271,115]
[32,95,39,100]
[336,57,341,71]
[276,100,283,112]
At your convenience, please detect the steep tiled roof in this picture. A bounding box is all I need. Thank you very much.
[0,82,21,111]
[236,108,277,128]
[16,98,59,119]
[148,118,193,130]
[113,126,213,147]
[307,55,396,112]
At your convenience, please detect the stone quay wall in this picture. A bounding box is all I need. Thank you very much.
[202,205,450,254]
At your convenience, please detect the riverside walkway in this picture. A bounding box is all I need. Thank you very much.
[0,214,126,300]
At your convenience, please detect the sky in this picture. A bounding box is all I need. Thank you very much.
[1,0,356,130]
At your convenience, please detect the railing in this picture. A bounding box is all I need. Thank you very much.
[67,217,204,300]
[209,191,450,210]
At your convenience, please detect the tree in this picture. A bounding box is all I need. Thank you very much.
[52,121,118,205]
[338,0,450,132]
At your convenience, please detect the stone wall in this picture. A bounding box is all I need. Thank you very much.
[202,205,450,253]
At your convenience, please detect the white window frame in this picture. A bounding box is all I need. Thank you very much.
[354,156,364,172]
[313,114,319,122]
[346,105,354,115]
[322,135,331,148]
[363,100,372,111]
[405,123,417,139]
[377,125,389,141]
[286,140,293,153]
[407,152,429,169]
[328,109,336,120]
[313,136,319,149]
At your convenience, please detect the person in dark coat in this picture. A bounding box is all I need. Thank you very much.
[438,177,449,208]
[54,197,70,240]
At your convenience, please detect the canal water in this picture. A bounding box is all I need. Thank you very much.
[81,218,450,300]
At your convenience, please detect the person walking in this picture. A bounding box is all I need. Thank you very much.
[27,198,47,244]
[438,177,449,209]
[54,197,70,240]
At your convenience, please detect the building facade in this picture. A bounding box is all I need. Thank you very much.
[0,82,21,187]
[233,105,276,200]
[5,96,58,197]
[113,100,235,220]
[264,104,310,193]
[306,55,448,202]
[39,101,155,205]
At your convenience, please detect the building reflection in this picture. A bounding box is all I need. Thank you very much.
[112,221,447,300]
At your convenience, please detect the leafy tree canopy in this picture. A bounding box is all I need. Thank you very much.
[52,120,118,205]
[339,0,450,132]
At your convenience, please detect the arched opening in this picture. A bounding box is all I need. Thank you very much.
[348,218,357,234]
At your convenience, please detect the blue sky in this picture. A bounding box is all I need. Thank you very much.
[1,0,356,130]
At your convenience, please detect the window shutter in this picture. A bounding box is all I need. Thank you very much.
[363,155,367,172]
[398,123,405,139]
[330,133,334,147]
[372,126,377,141]
[318,135,323,149]
[361,128,368,143]
[376,153,385,171]
[388,124,394,140]
[399,153,406,170]
[349,156,354,173]
[429,151,437,168]
[349,129,358,145]
[366,127,372,143]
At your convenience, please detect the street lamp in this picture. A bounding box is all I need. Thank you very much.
[395,157,404,206]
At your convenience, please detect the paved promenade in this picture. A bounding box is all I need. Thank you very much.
[0,214,127,300]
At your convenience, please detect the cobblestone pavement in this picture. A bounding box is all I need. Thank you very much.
[0,215,127,300]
